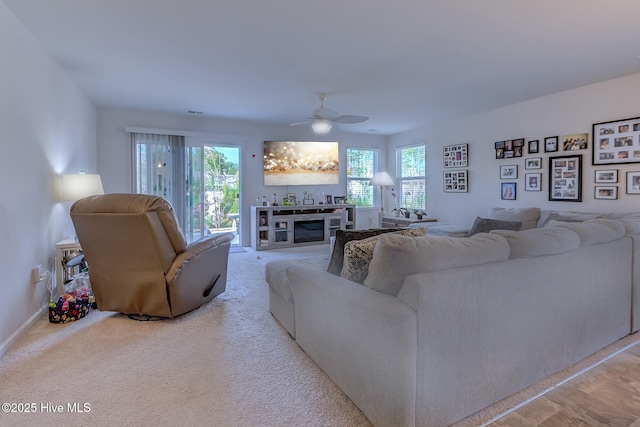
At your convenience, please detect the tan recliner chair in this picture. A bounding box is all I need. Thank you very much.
[70,194,235,318]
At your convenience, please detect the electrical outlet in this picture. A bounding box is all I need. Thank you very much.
[31,266,42,284]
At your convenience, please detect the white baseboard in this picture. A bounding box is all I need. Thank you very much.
[0,308,44,359]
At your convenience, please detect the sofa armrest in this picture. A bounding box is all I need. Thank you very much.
[286,266,417,427]
[165,232,235,316]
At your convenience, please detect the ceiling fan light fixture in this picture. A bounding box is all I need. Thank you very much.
[311,118,332,134]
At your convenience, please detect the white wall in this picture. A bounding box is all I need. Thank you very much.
[97,109,388,245]
[0,3,97,354]
[389,72,640,228]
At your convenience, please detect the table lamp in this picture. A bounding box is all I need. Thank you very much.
[370,171,395,212]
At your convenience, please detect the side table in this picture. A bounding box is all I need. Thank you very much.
[55,239,83,297]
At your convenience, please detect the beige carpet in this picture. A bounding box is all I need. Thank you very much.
[0,250,370,427]
[2,247,639,427]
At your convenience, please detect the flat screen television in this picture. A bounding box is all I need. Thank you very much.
[264,141,339,186]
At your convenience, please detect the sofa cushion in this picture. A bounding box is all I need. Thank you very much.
[364,233,510,296]
[619,218,640,236]
[491,227,581,259]
[538,211,603,227]
[467,217,522,236]
[546,219,626,246]
[327,228,403,275]
[341,228,427,283]
[489,207,541,230]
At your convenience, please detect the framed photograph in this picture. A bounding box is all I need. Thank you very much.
[333,196,345,204]
[501,182,516,200]
[549,155,582,202]
[562,133,588,151]
[627,171,640,194]
[499,165,518,179]
[594,169,618,183]
[594,186,618,200]
[593,117,640,165]
[528,140,539,154]
[525,173,542,191]
[525,157,542,169]
[325,195,333,205]
[544,136,559,153]
[443,144,468,168]
[443,170,468,193]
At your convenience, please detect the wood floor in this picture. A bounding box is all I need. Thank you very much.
[489,342,640,426]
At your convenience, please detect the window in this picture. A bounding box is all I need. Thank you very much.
[346,148,376,207]
[397,144,426,209]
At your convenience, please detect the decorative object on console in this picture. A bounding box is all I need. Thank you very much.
[627,171,640,194]
[525,173,542,191]
[549,154,582,202]
[370,171,395,212]
[562,133,588,151]
[593,116,640,165]
[443,170,468,192]
[544,136,559,152]
[443,143,468,167]
[333,196,345,204]
[595,186,618,200]
[499,165,517,179]
[325,195,333,205]
[263,141,339,185]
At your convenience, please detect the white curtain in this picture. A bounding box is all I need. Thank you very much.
[131,132,186,228]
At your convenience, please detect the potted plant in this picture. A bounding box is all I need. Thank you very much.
[412,209,427,220]
[393,208,410,218]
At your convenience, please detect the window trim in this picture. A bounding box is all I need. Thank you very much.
[396,143,426,209]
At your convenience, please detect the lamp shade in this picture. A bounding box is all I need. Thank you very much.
[60,174,104,202]
[370,171,395,186]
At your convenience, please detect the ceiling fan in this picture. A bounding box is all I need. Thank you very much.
[290,94,369,134]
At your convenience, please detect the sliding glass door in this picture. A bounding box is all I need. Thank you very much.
[185,145,240,244]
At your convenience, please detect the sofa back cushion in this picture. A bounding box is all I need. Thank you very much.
[491,227,580,259]
[489,207,541,230]
[546,218,626,246]
[326,228,402,275]
[341,228,426,283]
[537,210,603,227]
[364,233,510,296]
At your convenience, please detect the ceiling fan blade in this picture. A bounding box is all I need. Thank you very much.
[313,107,340,121]
[334,115,369,124]
[289,120,312,127]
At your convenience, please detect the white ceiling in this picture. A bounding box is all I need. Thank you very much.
[5,0,640,135]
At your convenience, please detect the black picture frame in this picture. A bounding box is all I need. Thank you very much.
[443,144,468,168]
[593,116,640,165]
[501,182,516,200]
[325,195,333,205]
[549,154,582,202]
[528,140,539,154]
[544,136,559,153]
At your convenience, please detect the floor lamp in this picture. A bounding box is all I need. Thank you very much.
[370,171,395,212]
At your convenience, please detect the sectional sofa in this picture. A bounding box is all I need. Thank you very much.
[265,208,640,426]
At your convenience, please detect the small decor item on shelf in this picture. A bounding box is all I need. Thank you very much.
[272,193,278,206]
[412,209,427,220]
[302,191,314,205]
[287,193,297,205]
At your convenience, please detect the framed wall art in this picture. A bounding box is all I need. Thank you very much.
[549,155,582,202]
[627,171,640,194]
[525,173,542,191]
[443,170,468,192]
[594,169,618,183]
[594,186,618,200]
[495,139,524,159]
[528,140,539,154]
[499,165,518,179]
[562,133,588,151]
[443,144,468,168]
[544,136,559,153]
[501,182,516,200]
[593,117,640,165]
[525,157,542,169]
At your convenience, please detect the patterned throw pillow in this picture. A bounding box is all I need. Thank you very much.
[341,228,427,283]
[467,217,522,237]
[326,228,403,275]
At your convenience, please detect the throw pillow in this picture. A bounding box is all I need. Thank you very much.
[489,207,541,230]
[326,228,403,275]
[467,217,522,237]
[364,233,510,296]
[341,228,427,283]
